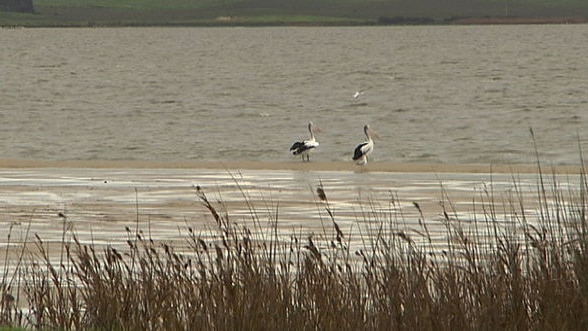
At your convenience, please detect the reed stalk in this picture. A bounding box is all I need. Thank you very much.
[2,160,588,330]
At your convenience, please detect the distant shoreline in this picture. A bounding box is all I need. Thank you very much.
[3,0,588,28]
[449,16,587,25]
[0,159,583,174]
[1,14,587,28]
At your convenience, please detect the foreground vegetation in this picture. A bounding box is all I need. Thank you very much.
[1,0,588,27]
[1,158,588,329]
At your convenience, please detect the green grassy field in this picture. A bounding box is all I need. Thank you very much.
[1,0,588,26]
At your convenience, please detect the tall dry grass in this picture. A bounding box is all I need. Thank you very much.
[2,161,588,330]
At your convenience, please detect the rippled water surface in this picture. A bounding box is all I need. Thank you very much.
[1,25,587,165]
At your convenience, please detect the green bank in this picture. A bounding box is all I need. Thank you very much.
[1,0,588,27]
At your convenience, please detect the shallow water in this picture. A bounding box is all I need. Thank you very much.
[1,25,587,165]
[1,167,583,275]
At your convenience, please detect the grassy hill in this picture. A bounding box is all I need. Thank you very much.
[1,0,587,26]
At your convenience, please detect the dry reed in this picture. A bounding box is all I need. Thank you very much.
[1,160,588,330]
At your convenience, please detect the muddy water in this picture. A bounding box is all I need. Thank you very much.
[1,26,587,165]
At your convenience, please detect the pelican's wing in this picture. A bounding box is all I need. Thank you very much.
[291,140,318,155]
[290,141,305,154]
[353,142,369,160]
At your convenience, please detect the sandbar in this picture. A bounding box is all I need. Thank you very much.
[0,159,583,174]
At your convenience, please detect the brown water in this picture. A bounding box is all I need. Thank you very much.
[0,26,587,283]
[1,25,587,165]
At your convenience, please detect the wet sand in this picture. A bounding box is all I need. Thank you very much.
[0,158,583,174]
[0,161,584,276]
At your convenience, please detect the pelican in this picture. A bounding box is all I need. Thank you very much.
[290,121,319,162]
[353,124,377,166]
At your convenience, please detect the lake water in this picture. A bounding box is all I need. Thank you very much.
[0,25,587,277]
[1,25,587,165]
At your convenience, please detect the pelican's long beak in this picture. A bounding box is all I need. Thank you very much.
[368,128,380,139]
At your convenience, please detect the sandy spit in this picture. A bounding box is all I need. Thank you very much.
[0,159,583,174]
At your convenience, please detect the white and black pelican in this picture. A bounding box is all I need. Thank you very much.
[352,124,378,166]
[290,121,320,162]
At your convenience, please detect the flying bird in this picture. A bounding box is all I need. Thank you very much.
[353,124,378,166]
[353,90,364,99]
[290,121,319,162]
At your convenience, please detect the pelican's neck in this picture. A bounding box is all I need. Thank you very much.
[364,125,371,141]
[308,123,315,140]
